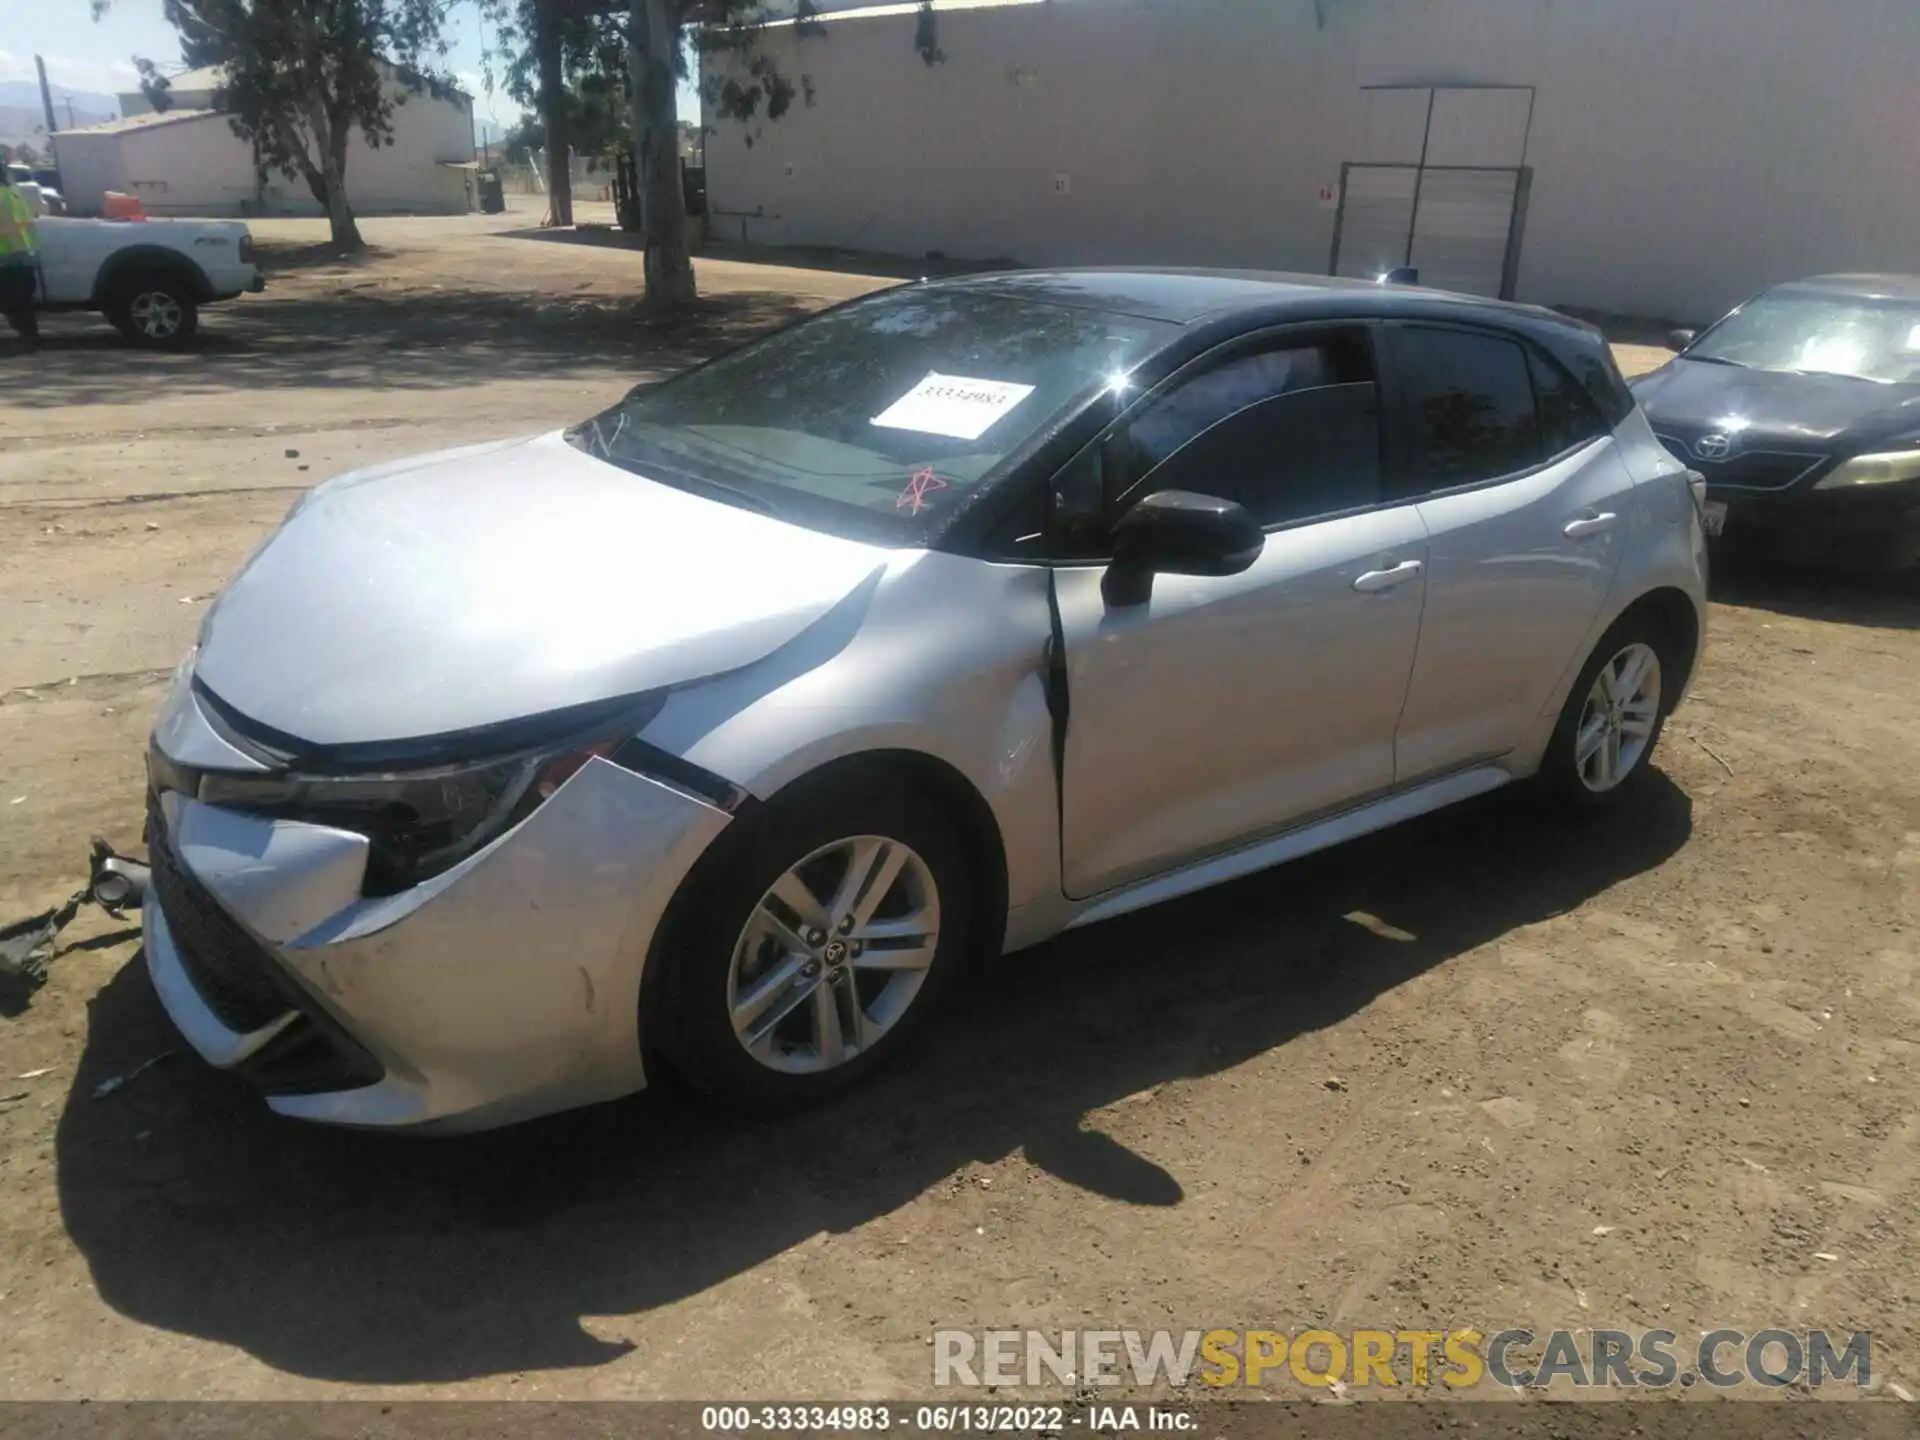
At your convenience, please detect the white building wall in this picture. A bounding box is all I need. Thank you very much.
[118,115,259,215]
[119,86,219,117]
[321,83,475,215]
[64,80,474,217]
[45,129,131,213]
[704,0,1920,323]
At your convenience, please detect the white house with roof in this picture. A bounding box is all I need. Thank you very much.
[52,61,475,218]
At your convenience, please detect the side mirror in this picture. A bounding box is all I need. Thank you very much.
[1102,490,1264,607]
[1668,328,1697,352]
[1380,267,1419,285]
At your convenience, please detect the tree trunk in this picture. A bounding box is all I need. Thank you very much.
[323,170,365,252]
[630,0,696,311]
[319,143,363,252]
[304,97,365,253]
[536,0,573,228]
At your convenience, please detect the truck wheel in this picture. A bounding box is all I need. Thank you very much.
[107,277,199,346]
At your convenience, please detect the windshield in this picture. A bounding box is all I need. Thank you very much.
[1689,291,1920,384]
[568,286,1174,545]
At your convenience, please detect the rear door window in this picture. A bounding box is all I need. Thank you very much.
[1388,326,1543,492]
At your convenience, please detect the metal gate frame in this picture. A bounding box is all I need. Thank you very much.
[1328,83,1538,300]
[1329,161,1533,299]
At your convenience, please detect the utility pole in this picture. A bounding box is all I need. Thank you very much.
[35,54,59,135]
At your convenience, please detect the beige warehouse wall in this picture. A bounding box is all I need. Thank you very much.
[328,87,474,214]
[119,116,259,215]
[1508,0,1920,320]
[66,85,473,219]
[48,131,131,214]
[705,0,1920,323]
[705,0,1175,264]
[419,88,477,164]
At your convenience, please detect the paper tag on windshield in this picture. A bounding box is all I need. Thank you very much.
[871,373,1036,441]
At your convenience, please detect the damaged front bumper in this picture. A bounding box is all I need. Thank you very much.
[142,688,731,1132]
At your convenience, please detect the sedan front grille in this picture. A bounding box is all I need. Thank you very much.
[1654,435,1829,492]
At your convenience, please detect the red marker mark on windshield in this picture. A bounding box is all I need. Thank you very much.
[897,467,948,515]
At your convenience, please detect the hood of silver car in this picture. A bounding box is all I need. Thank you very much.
[193,430,890,746]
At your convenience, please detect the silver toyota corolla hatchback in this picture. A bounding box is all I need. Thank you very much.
[143,270,1708,1131]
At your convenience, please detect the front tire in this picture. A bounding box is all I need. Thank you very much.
[1542,613,1674,806]
[655,772,973,1107]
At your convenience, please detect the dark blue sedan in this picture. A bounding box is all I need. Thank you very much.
[1633,274,1920,572]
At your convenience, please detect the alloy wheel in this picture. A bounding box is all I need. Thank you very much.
[130,291,184,339]
[1574,641,1662,793]
[726,834,941,1074]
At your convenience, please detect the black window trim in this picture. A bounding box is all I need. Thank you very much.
[1017,318,1410,566]
[1376,317,1616,507]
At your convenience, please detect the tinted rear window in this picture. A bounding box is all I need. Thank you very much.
[1529,348,1608,457]
[1392,326,1541,488]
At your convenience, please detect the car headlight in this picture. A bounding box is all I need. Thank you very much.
[182,692,666,896]
[1814,449,1920,489]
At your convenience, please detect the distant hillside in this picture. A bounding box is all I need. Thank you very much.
[0,79,119,139]
[1,111,117,157]
[0,79,120,112]
[0,79,119,155]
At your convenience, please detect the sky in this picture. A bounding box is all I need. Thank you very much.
[3,0,699,146]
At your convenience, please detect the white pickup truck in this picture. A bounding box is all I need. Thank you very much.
[31,216,264,344]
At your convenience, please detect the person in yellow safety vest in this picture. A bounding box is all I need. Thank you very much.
[0,168,41,348]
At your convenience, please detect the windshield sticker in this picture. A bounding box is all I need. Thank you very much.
[1906,324,1920,352]
[871,372,1037,442]
[897,467,949,515]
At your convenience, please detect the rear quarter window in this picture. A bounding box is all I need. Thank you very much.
[1528,348,1609,458]
[1555,333,1635,428]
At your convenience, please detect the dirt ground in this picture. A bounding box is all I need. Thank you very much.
[2,202,1917,1405]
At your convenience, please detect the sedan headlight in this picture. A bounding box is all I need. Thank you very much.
[182,693,665,895]
[1814,449,1920,489]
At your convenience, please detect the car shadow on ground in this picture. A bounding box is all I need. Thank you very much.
[55,775,1691,1384]
[1710,552,1920,631]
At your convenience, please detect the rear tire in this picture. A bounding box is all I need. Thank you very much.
[654,769,973,1108]
[1542,611,1675,807]
[106,274,199,346]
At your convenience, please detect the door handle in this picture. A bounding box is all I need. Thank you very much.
[1563,511,1620,539]
[1352,559,1423,593]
